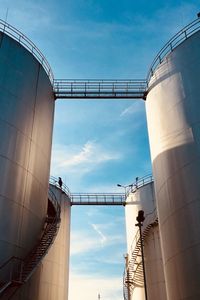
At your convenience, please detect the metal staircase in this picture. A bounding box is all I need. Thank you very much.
[0,189,61,299]
[123,218,158,300]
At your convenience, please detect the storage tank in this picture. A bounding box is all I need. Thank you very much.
[0,21,70,300]
[124,176,166,300]
[15,182,71,300]
[146,18,200,300]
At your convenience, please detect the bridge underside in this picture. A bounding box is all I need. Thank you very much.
[70,193,125,205]
[54,79,147,100]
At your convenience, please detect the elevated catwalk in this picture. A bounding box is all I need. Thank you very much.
[53,79,147,99]
[0,13,200,300]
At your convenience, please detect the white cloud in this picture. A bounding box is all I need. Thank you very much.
[70,224,125,256]
[50,140,121,177]
[62,141,118,167]
[70,231,100,255]
[91,223,107,246]
[69,273,123,300]
[120,102,144,117]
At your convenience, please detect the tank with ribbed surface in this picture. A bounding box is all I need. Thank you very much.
[146,18,200,300]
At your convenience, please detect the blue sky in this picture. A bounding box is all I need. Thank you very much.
[0,0,199,299]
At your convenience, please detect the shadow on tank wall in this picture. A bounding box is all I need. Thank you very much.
[152,142,200,299]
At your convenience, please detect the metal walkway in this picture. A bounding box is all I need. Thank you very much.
[49,175,153,206]
[53,79,147,100]
[1,17,200,97]
[70,193,125,205]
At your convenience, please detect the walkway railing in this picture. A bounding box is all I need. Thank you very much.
[1,17,200,97]
[147,17,200,82]
[53,79,147,99]
[49,174,153,205]
[70,193,125,205]
[0,19,54,84]
[125,174,154,197]
[49,176,71,198]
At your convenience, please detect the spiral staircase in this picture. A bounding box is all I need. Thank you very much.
[123,218,158,300]
[0,189,61,299]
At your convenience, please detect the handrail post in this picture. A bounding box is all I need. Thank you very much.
[124,254,131,300]
[184,30,187,39]
[135,210,148,300]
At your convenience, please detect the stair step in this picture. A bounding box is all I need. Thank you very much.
[0,197,61,297]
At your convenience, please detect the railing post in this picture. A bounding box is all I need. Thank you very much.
[184,30,187,39]
[135,210,148,300]
[125,254,131,300]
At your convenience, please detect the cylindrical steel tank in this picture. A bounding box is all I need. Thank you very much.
[144,221,167,300]
[0,22,62,299]
[146,25,200,299]
[16,185,71,300]
[0,29,54,259]
[124,177,166,300]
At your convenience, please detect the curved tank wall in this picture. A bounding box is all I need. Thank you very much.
[15,185,71,300]
[125,180,166,300]
[125,181,156,249]
[146,30,200,299]
[144,222,167,300]
[0,31,55,263]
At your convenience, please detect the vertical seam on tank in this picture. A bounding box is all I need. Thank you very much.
[0,33,3,48]
[18,64,41,251]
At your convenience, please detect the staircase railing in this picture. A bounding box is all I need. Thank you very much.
[21,189,61,283]
[0,189,61,298]
[123,217,158,300]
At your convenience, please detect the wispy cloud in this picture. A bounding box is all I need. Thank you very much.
[91,223,107,246]
[70,224,125,255]
[51,140,121,177]
[70,231,100,255]
[62,141,119,167]
[120,102,144,117]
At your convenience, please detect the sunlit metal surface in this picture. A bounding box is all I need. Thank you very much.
[0,31,55,299]
[31,185,71,300]
[147,17,200,82]
[124,180,167,300]
[146,30,200,300]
